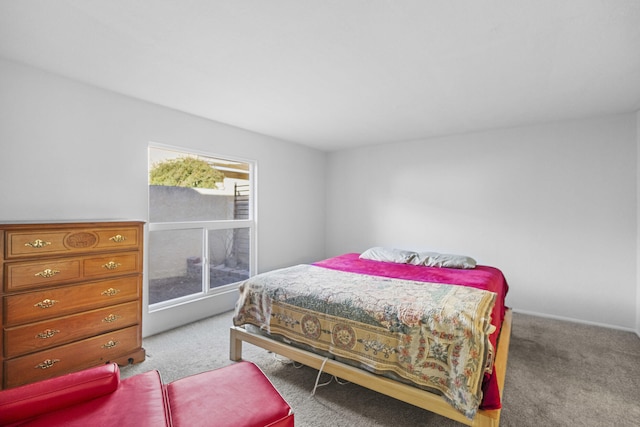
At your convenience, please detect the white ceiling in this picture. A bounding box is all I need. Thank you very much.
[1,0,639,151]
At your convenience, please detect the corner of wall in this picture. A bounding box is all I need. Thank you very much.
[636,110,640,337]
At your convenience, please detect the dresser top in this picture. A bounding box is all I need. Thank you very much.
[0,220,145,229]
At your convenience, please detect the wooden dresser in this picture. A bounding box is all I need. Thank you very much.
[0,221,145,389]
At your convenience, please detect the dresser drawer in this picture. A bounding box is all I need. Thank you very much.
[4,276,140,325]
[4,252,140,291]
[4,301,140,358]
[93,228,141,251]
[4,326,141,389]
[4,259,81,290]
[4,225,141,259]
[82,252,140,279]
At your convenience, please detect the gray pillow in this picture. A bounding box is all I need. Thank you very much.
[409,252,477,269]
[359,247,417,263]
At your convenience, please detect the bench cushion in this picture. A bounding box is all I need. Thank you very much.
[166,361,293,427]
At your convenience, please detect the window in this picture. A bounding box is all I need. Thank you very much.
[147,145,254,311]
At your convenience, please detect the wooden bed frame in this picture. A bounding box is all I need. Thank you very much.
[230,308,512,427]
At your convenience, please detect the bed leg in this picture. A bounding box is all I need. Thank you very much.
[472,411,500,427]
[229,327,243,361]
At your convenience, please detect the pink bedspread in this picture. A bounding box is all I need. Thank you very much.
[313,253,509,410]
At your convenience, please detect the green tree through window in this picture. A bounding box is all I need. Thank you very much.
[149,157,225,188]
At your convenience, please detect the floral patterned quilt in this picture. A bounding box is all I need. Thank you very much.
[233,264,497,419]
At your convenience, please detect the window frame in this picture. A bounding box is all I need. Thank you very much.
[147,143,256,312]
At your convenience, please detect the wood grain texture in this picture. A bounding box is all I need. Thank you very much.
[0,221,145,389]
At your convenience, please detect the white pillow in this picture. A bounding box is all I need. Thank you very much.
[359,247,417,263]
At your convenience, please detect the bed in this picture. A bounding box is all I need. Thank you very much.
[230,251,511,426]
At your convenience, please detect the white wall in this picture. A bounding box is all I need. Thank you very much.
[2,57,637,334]
[326,115,638,331]
[0,58,326,335]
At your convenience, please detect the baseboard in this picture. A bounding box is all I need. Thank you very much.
[512,308,638,336]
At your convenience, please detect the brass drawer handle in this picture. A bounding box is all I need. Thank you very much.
[34,299,58,309]
[35,268,60,278]
[25,239,52,248]
[101,288,120,296]
[102,261,121,270]
[36,329,60,339]
[109,234,126,243]
[102,340,119,349]
[35,359,60,370]
[103,314,121,323]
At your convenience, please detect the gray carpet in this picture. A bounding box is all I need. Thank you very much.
[120,311,640,426]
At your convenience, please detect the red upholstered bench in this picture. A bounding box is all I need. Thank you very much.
[0,361,294,427]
